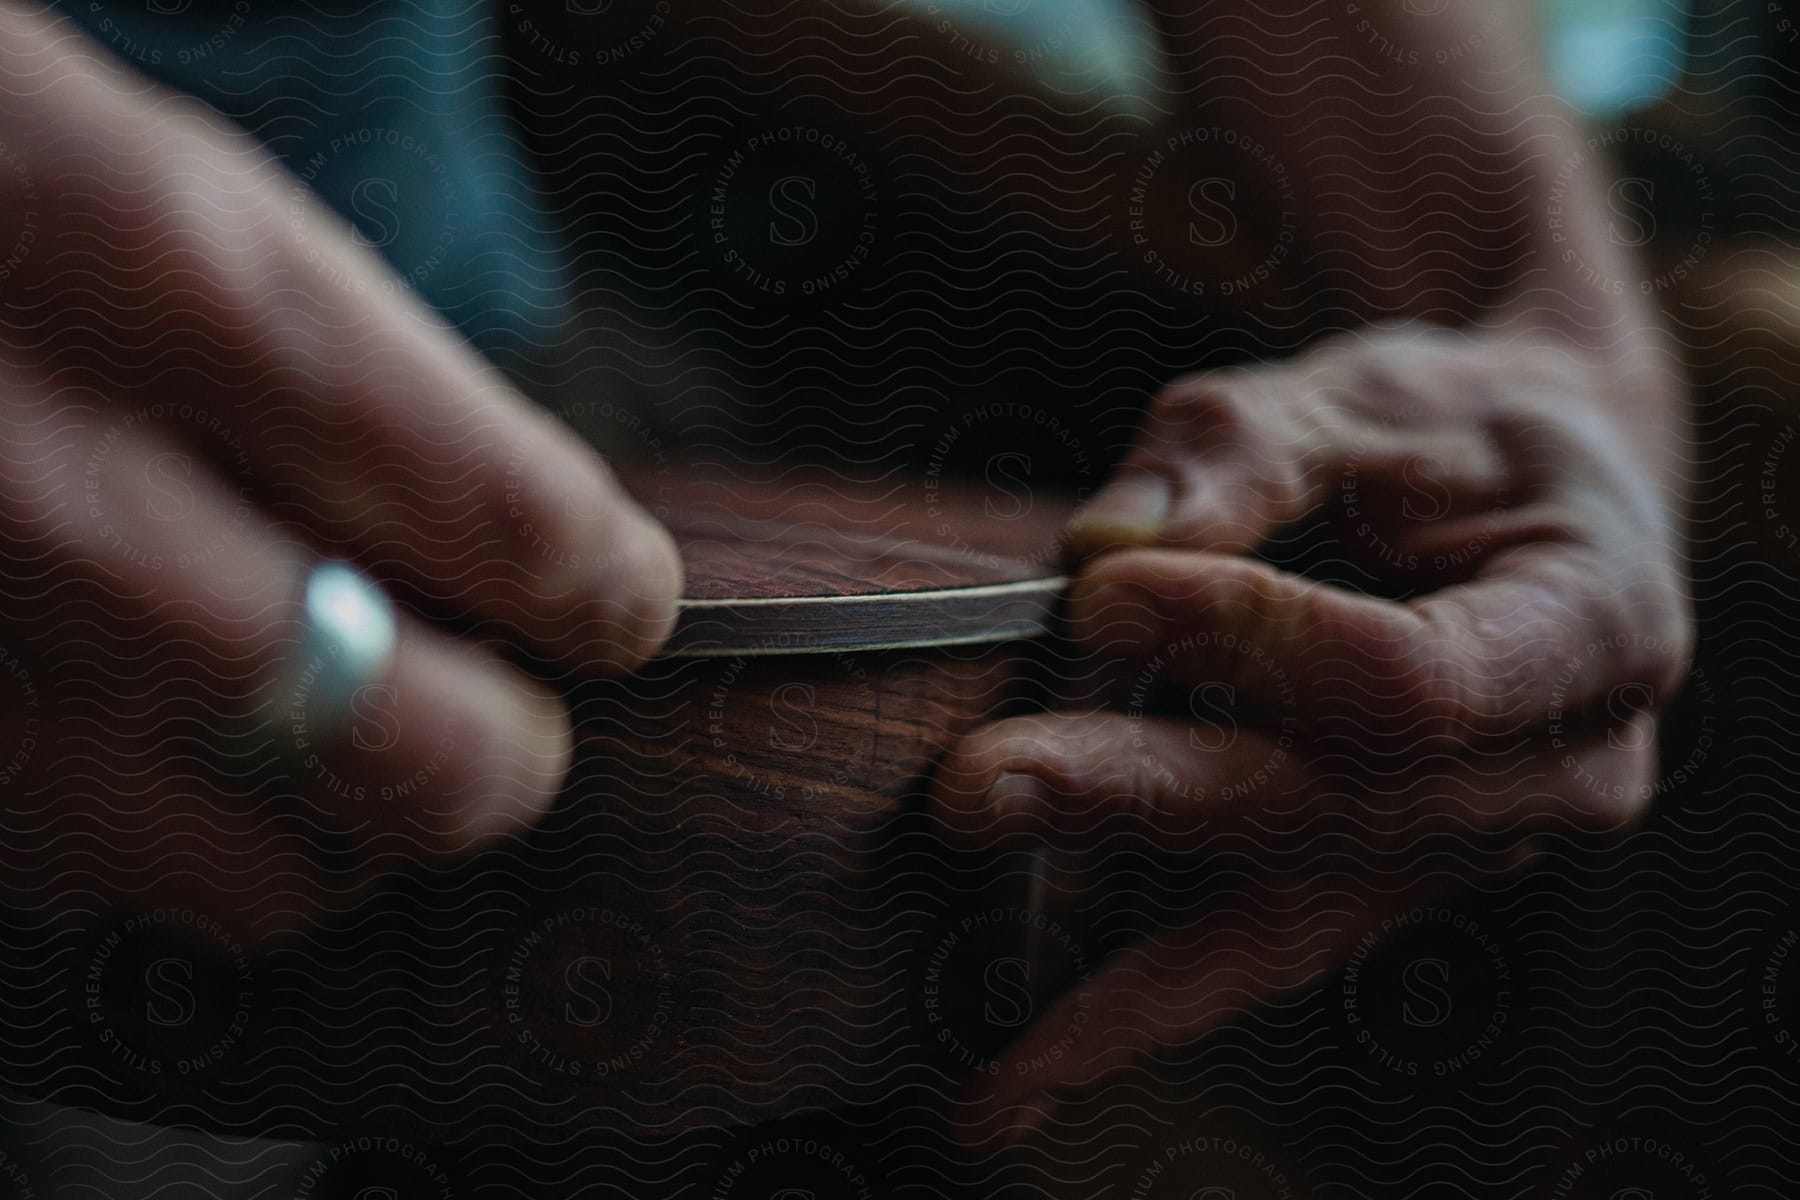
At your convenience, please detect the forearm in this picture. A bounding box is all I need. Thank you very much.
[1488,115,1687,523]
[1153,0,1685,520]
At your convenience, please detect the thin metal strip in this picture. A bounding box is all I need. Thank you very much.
[663,576,1067,657]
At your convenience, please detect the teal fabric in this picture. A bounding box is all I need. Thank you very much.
[49,0,568,361]
[1541,0,1689,114]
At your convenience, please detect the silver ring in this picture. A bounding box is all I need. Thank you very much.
[291,561,397,732]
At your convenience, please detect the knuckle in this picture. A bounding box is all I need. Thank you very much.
[1342,347,1415,402]
[1307,602,1483,747]
[1375,612,1492,746]
[1148,374,1263,457]
[945,716,1050,788]
[1411,648,1487,746]
[1149,375,1312,524]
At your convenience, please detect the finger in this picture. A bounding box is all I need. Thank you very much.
[0,393,573,926]
[951,723,1652,1147]
[0,15,679,671]
[953,860,1450,1149]
[252,392,682,675]
[932,706,1658,854]
[284,594,575,855]
[1066,370,1314,556]
[1066,356,1509,558]
[930,711,1304,849]
[1070,544,1689,749]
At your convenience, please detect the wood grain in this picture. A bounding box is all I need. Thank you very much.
[625,463,1073,654]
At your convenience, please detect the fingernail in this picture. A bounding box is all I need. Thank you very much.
[1067,473,1170,552]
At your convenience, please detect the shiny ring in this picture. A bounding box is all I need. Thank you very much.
[291,561,397,732]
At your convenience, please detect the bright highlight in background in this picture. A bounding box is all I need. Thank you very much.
[891,0,1161,114]
[900,0,1689,119]
[1542,0,1689,115]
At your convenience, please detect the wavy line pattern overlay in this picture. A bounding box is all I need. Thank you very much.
[0,0,1794,1197]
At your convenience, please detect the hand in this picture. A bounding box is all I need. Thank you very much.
[0,5,680,936]
[931,325,1691,1143]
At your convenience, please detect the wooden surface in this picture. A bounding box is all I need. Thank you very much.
[622,464,1072,654]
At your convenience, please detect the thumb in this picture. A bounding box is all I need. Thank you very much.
[1066,370,1315,559]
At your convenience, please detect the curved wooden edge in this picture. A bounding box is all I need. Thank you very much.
[663,576,1068,657]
